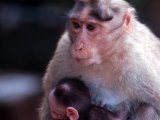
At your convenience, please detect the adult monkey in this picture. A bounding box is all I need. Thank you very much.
[39,0,160,120]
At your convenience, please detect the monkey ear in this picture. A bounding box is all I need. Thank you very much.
[66,107,79,120]
[124,8,135,32]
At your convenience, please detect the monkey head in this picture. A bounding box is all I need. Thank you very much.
[68,0,135,66]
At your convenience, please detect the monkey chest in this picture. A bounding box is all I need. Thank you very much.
[82,74,127,107]
[71,63,128,107]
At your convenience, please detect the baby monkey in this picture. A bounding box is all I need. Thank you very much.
[48,77,91,120]
[48,77,128,120]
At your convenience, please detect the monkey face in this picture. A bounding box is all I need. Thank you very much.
[68,18,103,65]
[68,14,120,66]
[67,2,128,66]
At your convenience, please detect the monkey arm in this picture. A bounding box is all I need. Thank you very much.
[39,31,74,120]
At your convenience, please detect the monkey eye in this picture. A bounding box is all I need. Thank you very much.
[87,24,96,31]
[72,21,81,29]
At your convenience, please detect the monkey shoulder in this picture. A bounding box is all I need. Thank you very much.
[42,31,76,89]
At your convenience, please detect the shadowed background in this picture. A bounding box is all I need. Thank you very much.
[0,0,160,120]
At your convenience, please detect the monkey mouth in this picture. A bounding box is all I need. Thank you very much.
[76,58,89,62]
[75,58,93,66]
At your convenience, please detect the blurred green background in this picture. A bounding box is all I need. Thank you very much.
[0,0,160,120]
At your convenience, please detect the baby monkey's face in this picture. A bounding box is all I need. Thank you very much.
[48,89,67,120]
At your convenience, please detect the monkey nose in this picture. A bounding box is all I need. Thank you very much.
[75,42,84,51]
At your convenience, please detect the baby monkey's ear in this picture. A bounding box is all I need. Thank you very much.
[66,107,79,120]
